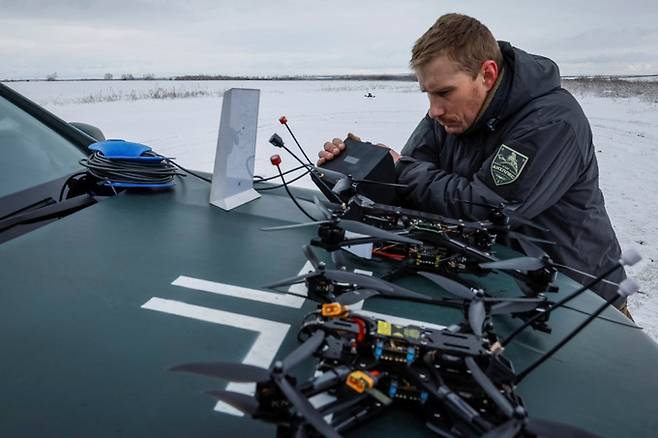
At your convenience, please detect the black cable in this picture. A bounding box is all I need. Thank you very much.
[554,263,621,288]
[275,164,316,221]
[500,264,621,347]
[560,303,639,328]
[255,169,311,191]
[271,133,339,201]
[279,143,314,171]
[158,156,212,183]
[254,165,307,183]
[516,292,620,383]
[79,151,184,185]
[281,121,314,165]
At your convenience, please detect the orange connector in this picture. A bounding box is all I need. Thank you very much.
[346,371,375,393]
[321,303,349,318]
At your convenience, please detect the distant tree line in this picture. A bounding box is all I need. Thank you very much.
[4,72,656,85]
[172,74,418,81]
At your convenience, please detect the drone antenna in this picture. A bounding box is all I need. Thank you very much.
[269,132,342,204]
[269,133,311,170]
[279,116,314,166]
[498,249,641,348]
[515,277,640,383]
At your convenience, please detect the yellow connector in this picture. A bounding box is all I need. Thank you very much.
[346,371,375,393]
[321,303,349,318]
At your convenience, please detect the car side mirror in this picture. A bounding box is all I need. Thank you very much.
[69,122,106,142]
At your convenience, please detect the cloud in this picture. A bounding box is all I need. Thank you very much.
[1,1,657,78]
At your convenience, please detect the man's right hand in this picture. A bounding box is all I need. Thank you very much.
[317,132,361,165]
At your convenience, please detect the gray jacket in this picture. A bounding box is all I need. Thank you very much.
[396,42,625,302]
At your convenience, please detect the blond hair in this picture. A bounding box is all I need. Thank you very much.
[410,13,502,78]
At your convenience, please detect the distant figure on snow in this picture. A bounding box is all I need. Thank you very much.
[364,92,375,98]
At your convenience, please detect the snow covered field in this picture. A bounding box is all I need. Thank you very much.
[6,79,658,340]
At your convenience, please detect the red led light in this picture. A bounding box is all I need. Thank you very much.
[270,154,282,166]
[279,116,288,125]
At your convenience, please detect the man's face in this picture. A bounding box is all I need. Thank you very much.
[416,55,491,134]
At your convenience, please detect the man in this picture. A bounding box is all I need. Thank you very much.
[318,13,630,314]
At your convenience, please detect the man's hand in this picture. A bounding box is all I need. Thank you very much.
[317,132,400,165]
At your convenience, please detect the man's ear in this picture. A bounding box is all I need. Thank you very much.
[481,60,499,91]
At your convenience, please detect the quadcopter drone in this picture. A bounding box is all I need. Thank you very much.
[262,195,560,297]
[171,283,642,437]
[265,244,552,335]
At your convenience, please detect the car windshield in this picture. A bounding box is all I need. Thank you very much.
[0,95,85,199]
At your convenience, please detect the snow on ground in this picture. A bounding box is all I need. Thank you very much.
[6,79,658,340]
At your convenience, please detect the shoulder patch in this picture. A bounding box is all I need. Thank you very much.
[490,144,529,186]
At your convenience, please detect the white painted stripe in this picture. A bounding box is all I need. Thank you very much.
[141,297,290,416]
[172,275,305,308]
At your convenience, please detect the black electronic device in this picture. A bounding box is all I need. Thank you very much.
[313,138,396,204]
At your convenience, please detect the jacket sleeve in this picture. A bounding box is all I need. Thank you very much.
[395,116,585,221]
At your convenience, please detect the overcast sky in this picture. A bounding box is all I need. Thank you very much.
[1,0,657,79]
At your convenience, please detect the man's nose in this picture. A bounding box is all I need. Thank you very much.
[428,101,446,119]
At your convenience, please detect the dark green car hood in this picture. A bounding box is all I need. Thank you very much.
[1,177,656,437]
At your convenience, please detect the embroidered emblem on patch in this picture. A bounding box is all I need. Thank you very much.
[490,144,529,186]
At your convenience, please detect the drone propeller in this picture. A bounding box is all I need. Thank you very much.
[206,390,260,416]
[418,272,476,300]
[336,289,381,305]
[455,199,548,233]
[418,272,544,336]
[490,300,541,315]
[418,272,544,305]
[261,220,332,231]
[517,237,549,259]
[464,357,514,418]
[341,219,421,245]
[171,331,339,437]
[312,195,335,220]
[172,331,325,382]
[302,244,322,271]
[479,256,547,272]
[418,272,487,335]
[468,300,486,337]
[275,375,340,438]
[334,283,432,305]
[282,330,326,371]
[330,249,350,270]
[262,217,421,246]
[268,245,437,304]
[265,266,396,293]
[507,231,556,246]
[482,417,599,438]
[171,361,270,382]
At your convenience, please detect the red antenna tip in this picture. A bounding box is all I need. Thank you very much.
[279,116,288,124]
[270,154,282,166]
